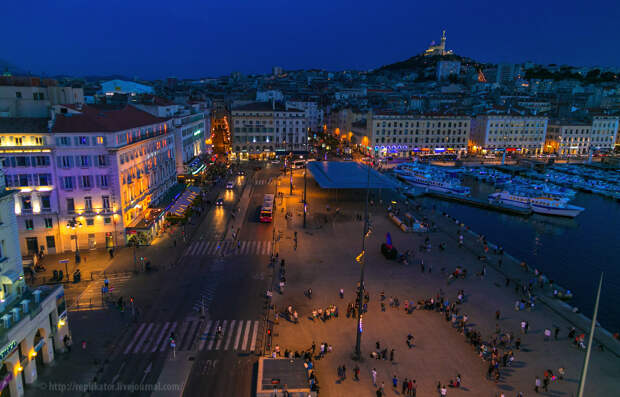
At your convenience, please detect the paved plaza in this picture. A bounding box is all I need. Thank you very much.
[269,169,620,397]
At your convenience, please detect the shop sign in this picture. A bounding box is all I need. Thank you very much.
[0,341,17,362]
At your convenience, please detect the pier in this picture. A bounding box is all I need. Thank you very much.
[409,190,533,215]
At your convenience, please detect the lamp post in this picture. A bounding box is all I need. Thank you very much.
[66,218,83,264]
[353,161,371,361]
[303,165,307,228]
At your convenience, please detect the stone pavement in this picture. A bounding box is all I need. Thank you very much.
[268,170,620,397]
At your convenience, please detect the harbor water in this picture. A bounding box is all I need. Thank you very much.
[419,176,620,333]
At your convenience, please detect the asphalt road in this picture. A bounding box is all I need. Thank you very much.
[88,163,280,397]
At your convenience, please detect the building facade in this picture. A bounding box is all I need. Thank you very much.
[351,112,470,158]
[470,114,548,155]
[0,76,83,118]
[436,61,461,81]
[286,100,323,132]
[545,121,592,155]
[51,104,177,249]
[0,164,70,397]
[0,119,61,255]
[231,102,307,160]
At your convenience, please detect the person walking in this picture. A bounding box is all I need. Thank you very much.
[392,375,398,389]
[440,384,447,396]
[534,376,541,393]
[390,349,394,362]
[339,288,344,299]
[554,326,560,340]
[371,368,377,386]
[558,366,565,380]
[354,365,360,381]
[402,378,408,395]
[520,320,526,334]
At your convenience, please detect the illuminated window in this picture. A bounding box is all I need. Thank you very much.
[96,136,104,145]
[24,219,33,230]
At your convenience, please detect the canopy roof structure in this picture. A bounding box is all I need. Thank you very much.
[306,161,397,189]
[168,186,200,217]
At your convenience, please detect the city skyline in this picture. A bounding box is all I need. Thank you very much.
[2,0,620,79]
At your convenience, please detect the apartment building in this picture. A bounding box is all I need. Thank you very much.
[231,102,307,160]
[545,121,592,155]
[0,118,60,255]
[0,163,70,397]
[470,114,548,155]
[591,116,619,152]
[0,76,83,118]
[49,104,176,250]
[135,99,211,175]
[286,100,323,132]
[353,112,470,158]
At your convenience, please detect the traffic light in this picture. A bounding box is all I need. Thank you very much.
[267,329,271,336]
[130,296,134,304]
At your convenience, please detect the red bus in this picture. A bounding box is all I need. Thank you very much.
[260,194,275,223]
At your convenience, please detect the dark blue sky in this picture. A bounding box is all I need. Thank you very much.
[3,0,619,79]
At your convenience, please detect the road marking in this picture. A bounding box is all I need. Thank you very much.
[133,323,154,354]
[207,320,219,350]
[140,361,152,384]
[198,320,213,351]
[160,322,177,352]
[215,320,227,350]
[241,320,251,350]
[140,323,160,353]
[151,322,170,353]
[111,362,126,384]
[224,320,235,350]
[183,320,201,351]
[123,323,146,354]
[249,321,259,351]
[234,321,244,350]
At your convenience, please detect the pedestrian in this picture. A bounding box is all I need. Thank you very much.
[520,320,526,334]
[402,378,408,395]
[392,375,398,388]
[554,326,560,340]
[440,384,447,396]
[543,376,549,392]
[380,381,385,394]
[410,379,416,396]
[534,376,541,393]
[525,321,529,334]
[376,389,382,397]
[515,338,521,350]
[339,288,344,299]
[544,328,551,341]
[371,368,377,386]
[354,365,360,381]
[558,366,565,380]
[376,341,381,350]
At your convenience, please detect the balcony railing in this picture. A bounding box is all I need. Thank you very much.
[0,285,61,346]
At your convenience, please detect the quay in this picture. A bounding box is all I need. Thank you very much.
[408,190,533,215]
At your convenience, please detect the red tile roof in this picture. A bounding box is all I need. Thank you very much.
[52,104,167,133]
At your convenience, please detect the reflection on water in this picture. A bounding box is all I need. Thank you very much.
[420,178,620,332]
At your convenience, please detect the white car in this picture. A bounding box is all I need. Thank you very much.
[226,181,235,189]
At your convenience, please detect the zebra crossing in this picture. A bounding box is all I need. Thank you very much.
[120,319,261,354]
[254,178,273,185]
[184,240,272,257]
[70,274,134,312]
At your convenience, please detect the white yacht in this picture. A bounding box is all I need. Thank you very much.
[394,164,470,196]
[488,191,585,218]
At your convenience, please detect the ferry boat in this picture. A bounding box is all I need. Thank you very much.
[488,191,585,218]
[394,164,470,196]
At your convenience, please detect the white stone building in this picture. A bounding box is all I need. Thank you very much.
[470,114,548,155]
[351,112,470,158]
[51,104,177,250]
[0,76,83,118]
[0,164,69,397]
[286,100,323,132]
[231,102,307,160]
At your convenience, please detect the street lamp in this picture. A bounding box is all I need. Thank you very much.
[66,218,83,264]
[353,161,371,361]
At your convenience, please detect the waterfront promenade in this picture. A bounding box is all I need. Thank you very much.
[269,170,620,397]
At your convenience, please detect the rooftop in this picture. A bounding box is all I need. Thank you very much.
[307,161,398,189]
[0,118,49,133]
[52,104,167,133]
[232,102,303,113]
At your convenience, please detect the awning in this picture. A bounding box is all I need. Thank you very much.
[168,186,201,217]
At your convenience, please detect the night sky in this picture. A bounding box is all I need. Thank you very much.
[3,0,619,79]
